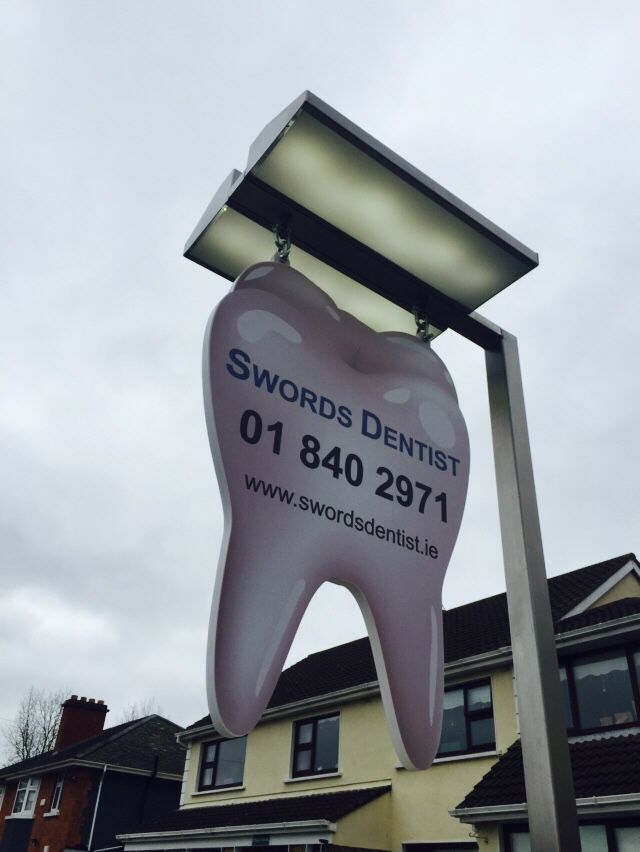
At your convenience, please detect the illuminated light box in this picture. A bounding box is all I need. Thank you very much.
[185,91,538,337]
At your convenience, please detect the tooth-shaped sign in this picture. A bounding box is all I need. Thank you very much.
[203,261,469,770]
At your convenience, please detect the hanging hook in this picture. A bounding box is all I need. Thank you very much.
[413,305,434,343]
[272,221,292,264]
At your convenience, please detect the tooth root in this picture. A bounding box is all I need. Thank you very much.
[208,529,317,737]
[353,581,444,770]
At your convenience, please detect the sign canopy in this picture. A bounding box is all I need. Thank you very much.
[184,91,538,339]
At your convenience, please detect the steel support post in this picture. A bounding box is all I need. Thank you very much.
[485,330,580,851]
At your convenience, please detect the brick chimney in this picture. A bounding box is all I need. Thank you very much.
[55,695,109,750]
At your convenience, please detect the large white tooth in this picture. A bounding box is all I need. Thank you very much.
[203,262,469,769]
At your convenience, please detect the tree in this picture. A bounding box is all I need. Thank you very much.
[117,697,162,723]
[2,687,66,763]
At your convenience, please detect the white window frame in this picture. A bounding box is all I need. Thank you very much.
[49,775,64,813]
[12,777,40,816]
[0,785,5,810]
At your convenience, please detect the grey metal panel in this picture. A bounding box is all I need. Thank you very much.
[241,90,538,266]
[486,331,580,852]
[184,92,538,313]
[246,91,309,172]
[184,169,242,254]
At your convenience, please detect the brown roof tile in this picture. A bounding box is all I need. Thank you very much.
[457,733,640,809]
[131,785,391,833]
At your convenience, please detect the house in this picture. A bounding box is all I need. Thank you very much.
[120,553,640,851]
[0,696,185,852]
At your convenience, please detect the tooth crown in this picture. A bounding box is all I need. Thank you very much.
[203,261,470,770]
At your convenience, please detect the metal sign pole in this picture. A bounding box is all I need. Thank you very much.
[484,328,580,851]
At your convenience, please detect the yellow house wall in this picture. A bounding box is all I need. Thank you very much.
[491,666,518,751]
[182,668,517,851]
[385,666,517,848]
[391,755,498,848]
[183,697,395,807]
[333,794,391,850]
[588,571,640,609]
[173,572,640,849]
[477,825,501,851]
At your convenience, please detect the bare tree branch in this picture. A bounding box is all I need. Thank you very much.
[117,697,162,723]
[2,688,67,764]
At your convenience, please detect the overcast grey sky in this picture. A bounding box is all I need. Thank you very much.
[1,1,639,732]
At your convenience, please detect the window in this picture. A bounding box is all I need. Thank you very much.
[616,825,640,851]
[0,785,4,810]
[505,836,530,852]
[198,737,247,790]
[438,681,495,757]
[50,775,64,811]
[559,647,640,734]
[12,777,40,815]
[506,821,640,851]
[292,713,339,777]
[559,665,574,729]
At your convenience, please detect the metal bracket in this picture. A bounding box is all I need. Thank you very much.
[272,221,292,264]
[413,305,434,343]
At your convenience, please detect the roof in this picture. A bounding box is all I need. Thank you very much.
[186,553,638,731]
[130,785,391,834]
[556,596,640,634]
[0,715,185,779]
[547,554,637,620]
[456,733,640,810]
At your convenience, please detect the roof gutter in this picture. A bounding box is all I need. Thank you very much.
[179,613,640,742]
[450,803,528,824]
[178,683,380,743]
[556,612,640,649]
[117,819,335,848]
[451,793,640,824]
[1,759,181,783]
[446,611,640,680]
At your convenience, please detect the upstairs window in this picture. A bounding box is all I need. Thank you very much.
[198,737,247,790]
[50,775,64,811]
[12,777,40,815]
[438,680,496,757]
[560,647,640,734]
[292,714,339,777]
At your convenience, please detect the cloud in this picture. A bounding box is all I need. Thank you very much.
[0,586,115,647]
[1,0,639,728]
